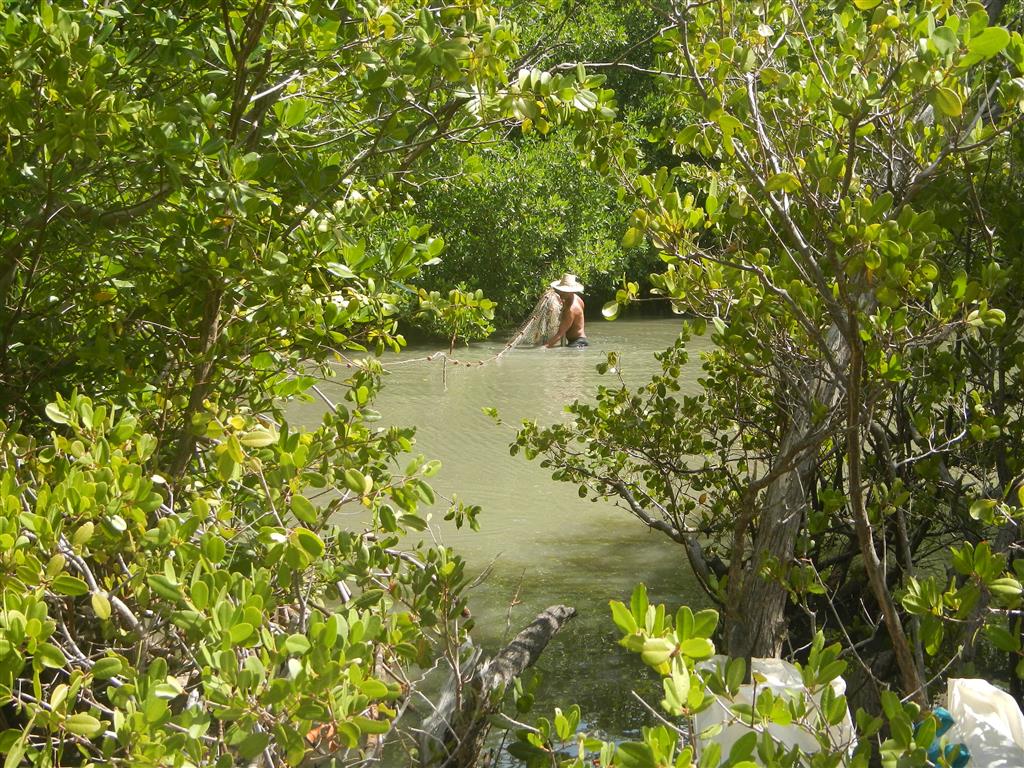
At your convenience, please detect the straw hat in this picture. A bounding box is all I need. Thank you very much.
[550,273,584,293]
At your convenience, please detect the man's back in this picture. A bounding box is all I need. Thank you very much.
[564,294,585,340]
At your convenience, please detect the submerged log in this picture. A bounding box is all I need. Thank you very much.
[419,604,577,767]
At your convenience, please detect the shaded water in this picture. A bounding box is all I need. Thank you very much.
[291,318,712,749]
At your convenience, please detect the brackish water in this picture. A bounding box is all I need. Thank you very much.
[292,318,712,751]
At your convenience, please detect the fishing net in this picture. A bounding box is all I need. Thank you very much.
[497,289,562,357]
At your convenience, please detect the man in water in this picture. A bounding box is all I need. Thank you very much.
[545,274,588,348]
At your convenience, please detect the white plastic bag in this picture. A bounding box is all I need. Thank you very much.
[946,678,1024,767]
[693,656,855,762]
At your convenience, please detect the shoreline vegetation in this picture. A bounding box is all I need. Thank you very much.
[2,0,1024,766]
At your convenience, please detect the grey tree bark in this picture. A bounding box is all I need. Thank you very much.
[419,605,577,768]
[725,336,846,661]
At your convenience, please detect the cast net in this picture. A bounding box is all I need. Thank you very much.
[497,289,561,357]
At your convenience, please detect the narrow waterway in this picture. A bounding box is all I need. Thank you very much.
[291,318,713,751]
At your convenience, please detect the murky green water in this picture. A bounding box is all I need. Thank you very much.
[291,318,712,750]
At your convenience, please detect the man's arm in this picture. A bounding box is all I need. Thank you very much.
[545,310,573,348]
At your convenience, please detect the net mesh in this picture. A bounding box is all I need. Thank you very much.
[498,289,562,356]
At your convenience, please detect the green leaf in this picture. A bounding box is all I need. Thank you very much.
[91,592,112,620]
[3,732,26,768]
[284,634,311,655]
[880,689,902,720]
[154,680,184,699]
[226,434,245,463]
[554,708,571,740]
[853,0,880,8]
[359,679,390,699]
[640,638,675,667]
[933,87,963,117]
[52,575,89,597]
[238,731,270,760]
[931,27,959,56]
[216,451,237,482]
[663,660,691,713]
[282,98,308,128]
[352,715,390,734]
[229,622,254,644]
[72,522,95,547]
[291,494,318,525]
[717,114,742,134]
[399,513,427,531]
[240,428,277,448]
[507,741,549,761]
[251,351,277,370]
[989,577,1022,599]
[572,90,598,111]
[621,227,644,248]
[44,402,70,425]
[294,528,325,559]
[203,535,226,563]
[726,657,746,692]
[987,624,1020,652]
[610,600,638,634]
[344,469,368,495]
[969,498,997,520]
[602,300,620,320]
[615,742,656,768]
[630,583,649,624]
[92,657,123,679]
[692,609,719,638]
[147,574,183,602]
[34,643,67,669]
[765,171,800,193]
[39,2,54,29]
[513,97,539,121]
[729,731,757,761]
[191,580,210,610]
[64,713,104,738]
[678,637,715,659]
[968,26,1010,58]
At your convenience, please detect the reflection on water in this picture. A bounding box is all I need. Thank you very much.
[289,318,713,752]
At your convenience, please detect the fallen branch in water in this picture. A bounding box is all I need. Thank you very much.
[418,604,577,767]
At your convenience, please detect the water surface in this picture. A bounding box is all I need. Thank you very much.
[291,318,712,749]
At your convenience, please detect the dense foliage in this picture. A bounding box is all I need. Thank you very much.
[412,0,663,326]
[4,0,1024,765]
[0,383,470,766]
[512,0,1024,763]
[0,0,521,430]
[0,1,614,765]
[416,132,649,325]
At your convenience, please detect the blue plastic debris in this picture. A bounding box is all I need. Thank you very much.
[918,707,971,767]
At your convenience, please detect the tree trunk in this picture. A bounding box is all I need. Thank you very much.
[726,408,828,659]
[845,330,927,704]
[726,327,847,660]
[169,286,224,478]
